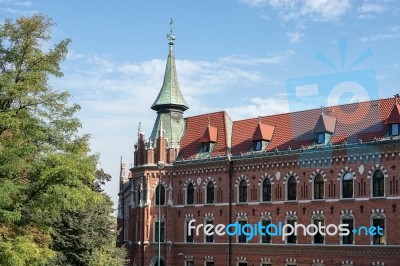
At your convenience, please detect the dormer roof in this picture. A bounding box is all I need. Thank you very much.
[313,113,336,134]
[386,103,400,125]
[251,122,275,141]
[199,125,218,143]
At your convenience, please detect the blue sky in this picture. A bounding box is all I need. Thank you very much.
[1,0,399,210]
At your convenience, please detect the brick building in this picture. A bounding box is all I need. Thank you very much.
[117,27,400,266]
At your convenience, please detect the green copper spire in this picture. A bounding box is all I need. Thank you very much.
[151,19,189,112]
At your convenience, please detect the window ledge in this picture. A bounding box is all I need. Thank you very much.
[236,202,249,205]
[311,199,326,202]
[340,198,355,201]
[370,196,386,200]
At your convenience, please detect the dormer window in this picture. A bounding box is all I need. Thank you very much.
[201,142,210,153]
[317,133,325,144]
[391,123,399,136]
[198,124,217,156]
[253,140,262,151]
[251,120,275,152]
[313,111,336,145]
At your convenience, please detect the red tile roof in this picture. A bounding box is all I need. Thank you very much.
[313,113,337,133]
[386,103,400,124]
[251,122,275,141]
[179,111,228,159]
[199,125,218,143]
[179,98,398,158]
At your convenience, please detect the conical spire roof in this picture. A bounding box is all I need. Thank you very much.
[151,26,188,112]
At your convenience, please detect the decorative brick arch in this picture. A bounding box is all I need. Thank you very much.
[371,261,385,266]
[337,167,357,180]
[258,173,274,185]
[283,171,299,184]
[204,212,214,220]
[202,176,217,188]
[285,211,297,220]
[340,210,354,219]
[183,178,197,190]
[152,180,168,190]
[371,209,385,219]
[236,212,247,220]
[260,212,271,220]
[367,164,389,179]
[235,174,250,187]
[309,169,327,182]
[341,260,353,266]
[312,210,325,220]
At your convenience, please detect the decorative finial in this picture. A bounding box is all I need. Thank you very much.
[166,18,175,46]
[138,122,142,136]
[320,106,324,115]
[395,93,400,104]
[258,115,261,124]
[208,116,211,126]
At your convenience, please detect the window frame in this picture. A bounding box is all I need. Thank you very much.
[262,178,272,202]
[341,218,354,245]
[261,219,272,244]
[317,133,325,144]
[342,172,353,199]
[154,220,165,243]
[186,183,195,205]
[287,176,297,201]
[204,219,214,243]
[185,220,194,243]
[155,184,165,206]
[254,140,262,151]
[313,174,324,200]
[206,181,215,204]
[372,218,385,245]
[391,123,399,136]
[238,180,248,203]
[238,220,248,243]
[285,218,297,244]
[312,219,325,244]
[372,170,385,197]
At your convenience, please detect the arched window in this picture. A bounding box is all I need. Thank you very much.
[155,184,165,205]
[372,170,384,197]
[342,172,353,198]
[314,174,324,199]
[187,183,194,205]
[206,181,214,204]
[287,176,297,201]
[262,178,272,202]
[239,180,247,202]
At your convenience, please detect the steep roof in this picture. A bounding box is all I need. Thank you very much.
[179,111,228,159]
[251,122,275,141]
[231,98,394,154]
[313,113,337,134]
[151,46,189,112]
[386,103,400,124]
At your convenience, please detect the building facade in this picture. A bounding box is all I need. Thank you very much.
[117,27,400,266]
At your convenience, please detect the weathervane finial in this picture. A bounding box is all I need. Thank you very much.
[166,18,175,46]
[320,106,324,114]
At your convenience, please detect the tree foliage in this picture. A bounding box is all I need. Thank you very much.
[0,15,125,265]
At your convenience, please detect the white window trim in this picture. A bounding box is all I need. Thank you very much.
[341,172,354,199]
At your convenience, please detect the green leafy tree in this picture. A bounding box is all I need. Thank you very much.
[47,170,127,266]
[0,15,123,265]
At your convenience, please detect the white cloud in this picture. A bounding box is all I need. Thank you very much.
[240,0,351,21]
[287,32,304,43]
[357,2,385,14]
[360,26,400,42]
[225,94,289,120]
[219,50,295,65]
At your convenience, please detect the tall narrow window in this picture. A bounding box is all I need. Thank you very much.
[137,187,141,204]
[142,182,147,203]
[372,170,385,197]
[261,220,271,243]
[313,219,324,244]
[186,220,194,242]
[205,220,214,243]
[317,133,325,144]
[206,262,214,266]
[201,142,210,153]
[186,261,194,266]
[314,174,324,199]
[238,220,247,243]
[155,221,165,242]
[391,123,399,136]
[187,183,194,205]
[262,178,272,202]
[372,218,385,245]
[206,181,214,204]
[238,263,248,266]
[286,219,297,244]
[287,176,297,201]
[254,140,262,151]
[342,219,354,244]
[155,184,165,205]
[239,180,247,203]
[342,172,353,198]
